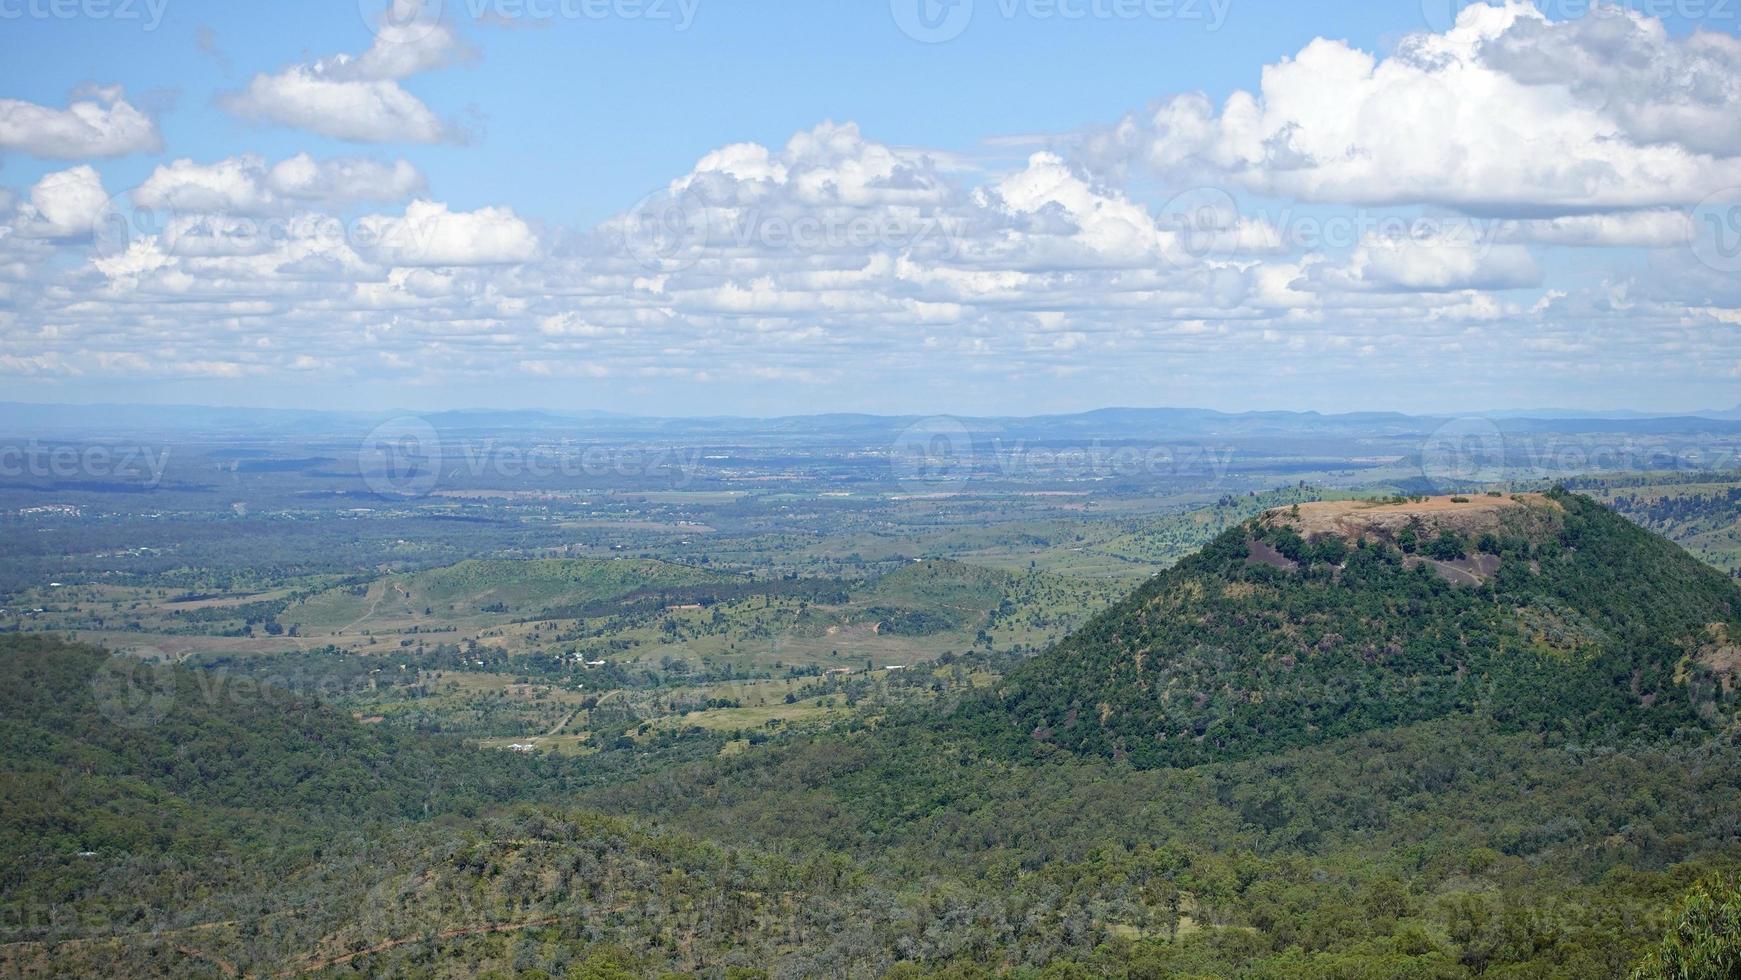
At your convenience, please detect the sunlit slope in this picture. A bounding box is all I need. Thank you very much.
[287,557,728,631]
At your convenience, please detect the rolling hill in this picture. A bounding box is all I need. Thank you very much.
[0,636,869,977]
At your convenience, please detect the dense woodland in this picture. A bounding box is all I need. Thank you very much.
[4,491,1741,977]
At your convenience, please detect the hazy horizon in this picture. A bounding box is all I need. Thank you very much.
[2,397,1740,423]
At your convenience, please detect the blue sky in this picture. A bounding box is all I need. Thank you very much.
[3,0,1411,218]
[1,0,1739,415]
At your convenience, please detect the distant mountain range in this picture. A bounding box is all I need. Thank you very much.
[1480,405,1741,421]
[4,401,1741,440]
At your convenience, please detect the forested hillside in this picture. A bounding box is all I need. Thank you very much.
[963,492,1741,768]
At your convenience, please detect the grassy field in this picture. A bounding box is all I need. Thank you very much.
[287,557,726,631]
[644,695,852,735]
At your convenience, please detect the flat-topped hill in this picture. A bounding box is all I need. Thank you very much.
[1260,493,1564,545]
[964,491,1741,768]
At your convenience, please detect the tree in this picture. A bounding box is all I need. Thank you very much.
[1425,531,1467,562]
[1311,535,1349,567]
[1632,874,1741,979]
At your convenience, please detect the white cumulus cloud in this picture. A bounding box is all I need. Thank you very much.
[11,166,109,240]
[219,0,472,144]
[358,200,540,266]
[0,86,161,159]
[134,154,427,213]
[1083,2,1741,214]
[1310,232,1542,293]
